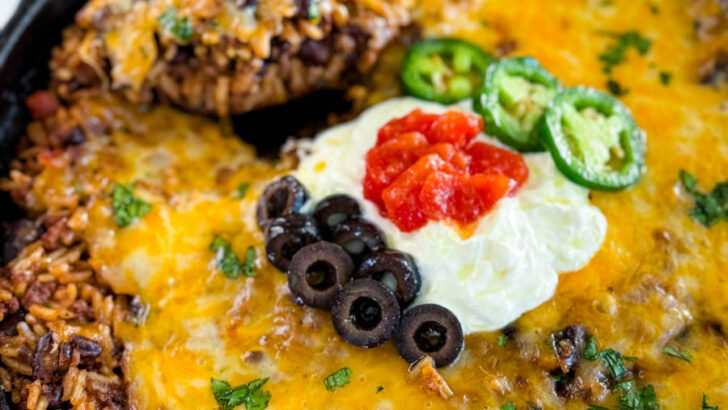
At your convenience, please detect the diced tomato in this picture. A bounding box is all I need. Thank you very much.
[377,109,440,144]
[25,91,60,120]
[465,142,529,190]
[427,111,483,148]
[365,109,529,232]
[382,155,455,232]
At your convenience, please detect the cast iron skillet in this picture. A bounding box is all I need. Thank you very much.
[0,0,350,243]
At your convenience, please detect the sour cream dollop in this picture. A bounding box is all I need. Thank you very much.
[296,97,607,333]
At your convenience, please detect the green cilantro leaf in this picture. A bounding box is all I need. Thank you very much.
[607,79,629,96]
[210,236,254,278]
[589,405,610,410]
[501,403,516,410]
[111,183,151,228]
[584,336,599,361]
[236,183,250,198]
[324,367,352,392]
[703,394,718,410]
[242,246,257,277]
[376,386,384,393]
[679,170,728,227]
[211,378,271,410]
[498,335,508,347]
[307,0,321,21]
[159,8,194,42]
[615,381,660,410]
[663,347,691,362]
[680,170,698,193]
[599,31,652,73]
[659,71,672,85]
[599,349,628,380]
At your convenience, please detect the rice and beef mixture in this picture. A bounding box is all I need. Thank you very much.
[50,0,411,116]
[0,92,140,409]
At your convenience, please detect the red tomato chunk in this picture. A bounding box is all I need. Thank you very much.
[364,109,529,232]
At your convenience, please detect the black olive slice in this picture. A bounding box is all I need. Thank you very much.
[265,213,320,272]
[331,278,401,348]
[288,242,354,309]
[313,194,362,234]
[256,176,308,229]
[356,250,421,307]
[330,218,386,263]
[395,304,463,367]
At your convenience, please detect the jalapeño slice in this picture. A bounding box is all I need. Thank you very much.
[401,38,494,104]
[473,57,562,152]
[537,87,645,191]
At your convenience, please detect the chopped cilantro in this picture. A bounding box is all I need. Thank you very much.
[236,183,251,198]
[607,79,629,96]
[599,31,652,73]
[584,336,599,361]
[679,170,728,227]
[659,71,672,85]
[552,373,566,383]
[649,4,659,14]
[111,183,151,228]
[307,0,321,21]
[242,246,257,277]
[324,367,352,392]
[498,335,508,347]
[211,378,271,410]
[501,403,516,410]
[703,394,718,410]
[210,237,256,278]
[599,349,628,380]
[589,405,610,410]
[376,386,384,393]
[159,8,194,42]
[663,347,691,362]
[616,381,660,410]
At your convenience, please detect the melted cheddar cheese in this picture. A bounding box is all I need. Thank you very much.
[24,0,728,408]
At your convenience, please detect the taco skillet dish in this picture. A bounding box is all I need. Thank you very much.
[1,0,728,408]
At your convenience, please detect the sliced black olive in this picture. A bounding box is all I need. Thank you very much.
[256,176,308,229]
[395,304,463,367]
[313,194,362,234]
[288,242,354,309]
[330,218,386,263]
[265,213,320,272]
[356,250,421,307]
[331,278,401,348]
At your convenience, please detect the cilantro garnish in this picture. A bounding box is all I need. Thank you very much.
[679,170,728,227]
[659,71,672,85]
[211,378,270,410]
[323,367,352,392]
[501,402,516,410]
[615,381,660,410]
[210,236,257,278]
[307,0,321,21]
[236,183,251,198]
[498,335,508,347]
[607,79,629,96]
[159,8,194,42]
[376,386,384,393]
[589,405,610,410]
[599,31,652,73]
[599,349,628,380]
[663,347,691,362]
[584,336,599,361]
[111,183,151,228]
[703,394,718,410]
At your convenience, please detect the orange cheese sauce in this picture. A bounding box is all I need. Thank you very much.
[24,0,728,408]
